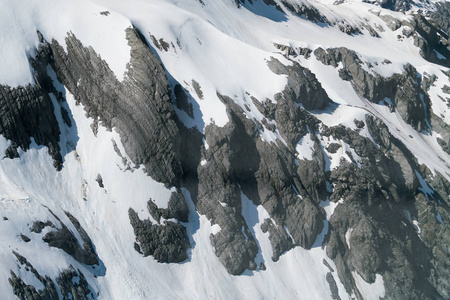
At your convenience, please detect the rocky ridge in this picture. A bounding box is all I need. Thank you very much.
[0,1,449,299]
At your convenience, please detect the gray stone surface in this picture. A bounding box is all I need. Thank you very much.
[50,27,181,187]
[42,210,98,265]
[9,251,94,300]
[267,57,331,111]
[128,208,190,263]
[314,47,430,131]
[0,39,63,169]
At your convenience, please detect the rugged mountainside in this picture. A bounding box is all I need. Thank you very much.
[0,0,449,299]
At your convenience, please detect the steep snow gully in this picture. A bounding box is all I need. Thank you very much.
[0,0,449,299]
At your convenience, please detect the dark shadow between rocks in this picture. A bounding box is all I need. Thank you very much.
[240,0,288,23]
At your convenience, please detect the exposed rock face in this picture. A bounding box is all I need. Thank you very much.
[128,189,190,264]
[378,0,413,12]
[9,252,59,300]
[197,92,326,274]
[1,7,449,300]
[405,12,450,68]
[129,207,190,263]
[42,210,99,265]
[267,57,331,111]
[317,113,449,299]
[9,251,94,300]
[0,39,63,169]
[314,47,430,131]
[50,27,181,187]
[428,2,450,37]
[280,0,329,24]
[197,97,260,274]
[147,191,190,223]
[31,221,54,233]
[56,265,94,300]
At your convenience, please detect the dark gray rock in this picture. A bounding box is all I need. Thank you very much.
[314,47,430,131]
[50,26,181,186]
[327,143,341,154]
[9,251,59,300]
[191,79,204,100]
[377,0,413,11]
[128,208,190,263]
[196,92,326,274]
[174,84,194,118]
[297,47,313,59]
[147,190,189,224]
[0,39,62,169]
[95,174,104,188]
[379,14,402,30]
[336,22,362,35]
[56,265,94,300]
[406,13,450,68]
[164,191,189,222]
[31,221,53,233]
[260,218,293,261]
[326,272,341,300]
[318,112,448,299]
[297,137,328,203]
[42,210,98,265]
[20,235,30,243]
[280,0,329,24]
[267,57,331,111]
[197,95,260,274]
[9,251,94,300]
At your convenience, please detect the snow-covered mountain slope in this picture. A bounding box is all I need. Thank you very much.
[0,0,449,299]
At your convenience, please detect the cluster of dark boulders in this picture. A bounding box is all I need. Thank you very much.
[9,251,94,300]
[129,207,190,263]
[9,252,59,300]
[56,265,94,300]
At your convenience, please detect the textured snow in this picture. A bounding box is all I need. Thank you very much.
[1,0,449,298]
[0,0,131,86]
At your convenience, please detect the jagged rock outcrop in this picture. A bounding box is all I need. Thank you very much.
[377,0,413,12]
[314,47,430,131]
[147,191,190,223]
[280,0,329,24]
[318,113,448,299]
[267,57,331,111]
[0,38,63,169]
[42,211,99,265]
[129,207,190,263]
[197,92,326,274]
[9,252,59,300]
[50,27,181,186]
[56,265,94,300]
[9,251,94,300]
[405,13,450,68]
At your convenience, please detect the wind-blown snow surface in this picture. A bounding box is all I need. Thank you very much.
[0,0,449,299]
